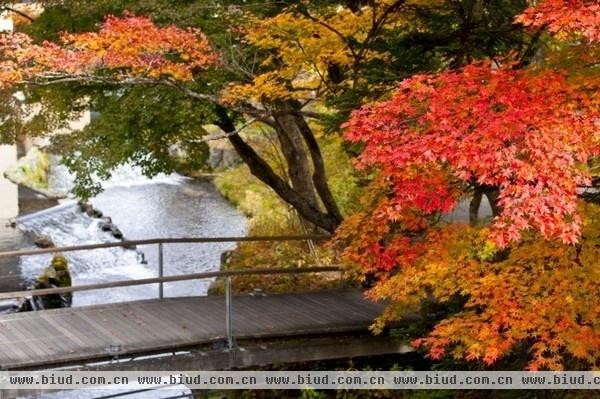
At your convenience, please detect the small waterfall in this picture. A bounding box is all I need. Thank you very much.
[18,202,155,307]
[47,157,189,197]
[16,162,246,307]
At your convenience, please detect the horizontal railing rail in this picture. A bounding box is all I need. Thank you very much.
[0,235,331,259]
[0,266,342,300]
[0,235,340,350]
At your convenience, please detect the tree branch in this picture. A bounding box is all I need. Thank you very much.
[215,107,339,233]
[297,5,359,60]
[23,73,279,124]
[193,118,259,142]
[0,6,34,22]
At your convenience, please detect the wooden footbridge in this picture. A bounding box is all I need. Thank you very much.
[0,236,412,372]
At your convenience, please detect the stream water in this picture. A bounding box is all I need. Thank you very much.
[1,164,246,398]
[15,165,246,306]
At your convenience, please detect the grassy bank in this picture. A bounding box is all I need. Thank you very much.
[211,133,361,295]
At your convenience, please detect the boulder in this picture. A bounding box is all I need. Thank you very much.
[4,148,51,195]
[98,220,113,232]
[31,255,72,310]
[110,226,123,239]
[33,235,54,248]
[14,298,33,313]
[79,202,104,218]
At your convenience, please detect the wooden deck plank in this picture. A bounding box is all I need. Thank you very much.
[47,313,105,350]
[129,307,176,338]
[108,306,159,343]
[8,319,54,360]
[0,340,18,363]
[161,300,213,337]
[0,290,384,370]
[60,312,109,347]
[146,302,201,339]
[76,311,128,346]
[114,307,168,344]
[93,310,143,345]
[43,313,90,348]
[152,303,219,342]
[20,317,69,359]
[0,323,33,362]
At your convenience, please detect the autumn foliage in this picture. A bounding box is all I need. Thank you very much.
[344,63,599,248]
[0,14,216,88]
[1,0,600,371]
[339,61,600,369]
[338,201,600,370]
[516,0,600,43]
[337,0,600,370]
[223,4,395,104]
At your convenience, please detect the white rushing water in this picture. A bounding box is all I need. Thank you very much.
[17,163,246,307]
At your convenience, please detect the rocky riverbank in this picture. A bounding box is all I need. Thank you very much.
[0,185,59,297]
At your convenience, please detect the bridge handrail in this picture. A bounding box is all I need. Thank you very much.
[0,235,331,259]
[0,266,342,300]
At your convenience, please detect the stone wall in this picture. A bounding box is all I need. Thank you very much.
[0,145,19,219]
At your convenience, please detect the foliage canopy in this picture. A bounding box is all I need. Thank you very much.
[0,0,599,369]
[337,0,600,370]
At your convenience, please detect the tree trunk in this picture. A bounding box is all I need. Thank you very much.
[273,113,321,214]
[469,187,483,225]
[470,184,501,225]
[294,114,343,224]
[214,107,341,233]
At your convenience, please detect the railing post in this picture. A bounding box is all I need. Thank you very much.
[158,243,164,299]
[225,276,234,349]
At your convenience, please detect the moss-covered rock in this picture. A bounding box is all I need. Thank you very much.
[3,147,63,198]
[32,255,73,309]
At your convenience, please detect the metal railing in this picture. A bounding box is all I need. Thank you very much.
[0,234,331,299]
[0,235,331,258]
[0,235,338,349]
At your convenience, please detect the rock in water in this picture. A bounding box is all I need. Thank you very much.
[79,202,103,218]
[33,235,54,248]
[31,255,73,310]
[110,226,123,239]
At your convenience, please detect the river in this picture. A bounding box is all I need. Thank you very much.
[10,165,246,306]
[2,165,245,398]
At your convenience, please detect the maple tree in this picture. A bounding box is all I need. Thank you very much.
[228,0,530,127]
[1,14,216,86]
[2,0,599,370]
[516,0,600,43]
[0,0,529,232]
[344,63,598,247]
[0,8,345,232]
[336,0,600,370]
[223,0,413,104]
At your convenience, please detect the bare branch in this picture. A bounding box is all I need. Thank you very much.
[20,73,280,123]
[194,118,259,142]
[0,6,34,22]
